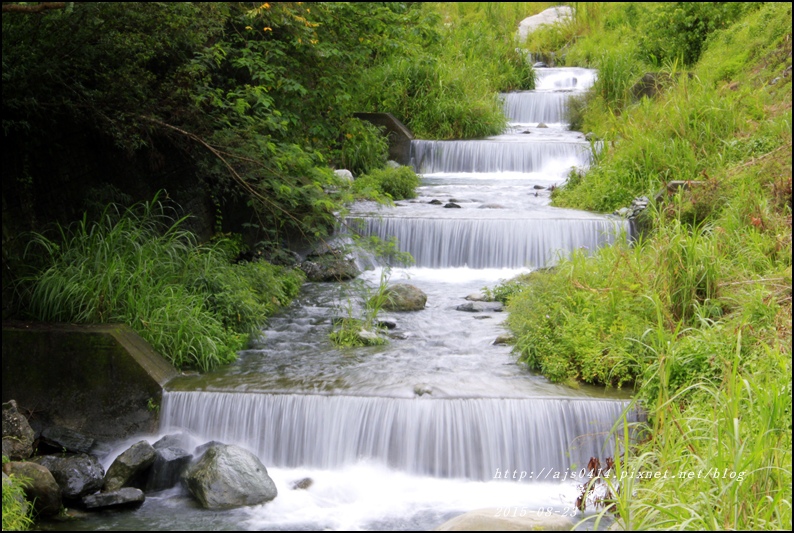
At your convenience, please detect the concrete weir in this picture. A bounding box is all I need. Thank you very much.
[2,322,178,440]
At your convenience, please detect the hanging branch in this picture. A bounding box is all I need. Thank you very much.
[141,116,311,239]
[3,3,66,14]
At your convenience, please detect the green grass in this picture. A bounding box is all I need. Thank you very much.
[355,2,539,140]
[13,194,304,372]
[505,3,792,529]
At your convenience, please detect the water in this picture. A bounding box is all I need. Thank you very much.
[47,65,635,531]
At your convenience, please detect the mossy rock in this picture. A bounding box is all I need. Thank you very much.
[374,284,427,311]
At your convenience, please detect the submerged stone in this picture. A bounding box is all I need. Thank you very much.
[435,508,574,531]
[83,487,145,509]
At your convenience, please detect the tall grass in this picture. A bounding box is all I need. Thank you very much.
[15,194,304,371]
[356,2,538,140]
[505,2,792,529]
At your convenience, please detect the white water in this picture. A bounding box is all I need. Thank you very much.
[161,392,633,480]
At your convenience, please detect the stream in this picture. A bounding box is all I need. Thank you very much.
[46,66,637,531]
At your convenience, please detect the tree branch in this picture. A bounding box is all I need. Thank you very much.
[3,3,66,14]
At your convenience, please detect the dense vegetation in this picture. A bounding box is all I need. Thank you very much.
[4,2,790,529]
[2,2,539,372]
[503,2,791,529]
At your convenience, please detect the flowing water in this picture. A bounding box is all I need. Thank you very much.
[49,67,637,531]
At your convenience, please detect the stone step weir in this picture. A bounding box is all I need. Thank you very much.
[161,391,636,481]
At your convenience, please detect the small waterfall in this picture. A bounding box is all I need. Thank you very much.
[534,67,597,91]
[356,216,628,268]
[501,91,571,123]
[161,391,635,481]
[410,139,591,174]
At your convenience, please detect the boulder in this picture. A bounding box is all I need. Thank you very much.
[2,461,62,516]
[40,425,96,455]
[83,487,145,510]
[465,292,489,302]
[518,6,573,42]
[377,284,427,311]
[103,440,156,492]
[153,432,193,451]
[32,453,104,500]
[334,169,354,182]
[435,508,574,531]
[300,246,360,282]
[2,400,35,460]
[429,199,443,205]
[145,446,193,492]
[444,202,461,208]
[183,444,277,509]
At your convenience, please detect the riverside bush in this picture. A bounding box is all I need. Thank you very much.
[14,195,304,372]
[353,166,420,201]
[339,118,389,177]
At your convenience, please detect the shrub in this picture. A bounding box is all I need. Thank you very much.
[339,118,389,177]
[353,166,421,201]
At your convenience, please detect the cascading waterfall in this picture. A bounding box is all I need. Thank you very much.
[501,91,570,124]
[115,63,635,531]
[410,138,591,174]
[162,391,635,481]
[355,216,625,268]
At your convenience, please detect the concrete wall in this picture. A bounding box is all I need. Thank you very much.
[2,323,178,441]
[353,112,414,166]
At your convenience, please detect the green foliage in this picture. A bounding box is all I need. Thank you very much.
[353,166,421,201]
[510,4,792,528]
[4,2,536,247]
[483,276,529,305]
[2,464,33,531]
[339,119,389,177]
[327,235,413,348]
[507,244,653,387]
[356,3,537,140]
[329,268,393,348]
[638,2,759,66]
[13,195,304,372]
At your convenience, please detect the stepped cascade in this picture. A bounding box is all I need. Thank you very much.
[87,65,634,530]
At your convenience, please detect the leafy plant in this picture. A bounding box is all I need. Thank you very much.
[339,118,389,177]
[2,463,33,531]
[353,166,421,201]
[328,235,414,348]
